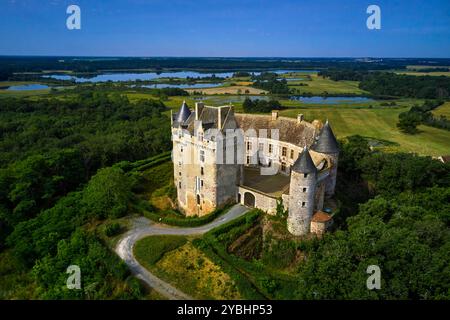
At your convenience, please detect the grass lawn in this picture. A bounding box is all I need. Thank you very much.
[279,106,450,156]
[433,101,450,118]
[134,236,241,299]
[287,74,368,95]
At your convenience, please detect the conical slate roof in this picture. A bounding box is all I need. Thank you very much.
[312,120,339,154]
[292,147,317,174]
[176,101,191,124]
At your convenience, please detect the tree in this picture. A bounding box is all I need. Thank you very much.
[82,167,134,219]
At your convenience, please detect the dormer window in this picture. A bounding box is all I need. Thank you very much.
[198,132,204,142]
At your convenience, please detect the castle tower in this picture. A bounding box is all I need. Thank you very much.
[287,147,317,236]
[311,120,339,197]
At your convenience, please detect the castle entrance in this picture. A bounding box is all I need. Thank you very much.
[243,192,256,207]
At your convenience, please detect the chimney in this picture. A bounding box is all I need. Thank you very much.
[195,102,204,120]
[271,110,278,120]
[297,114,304,123]
[218,107,222,129]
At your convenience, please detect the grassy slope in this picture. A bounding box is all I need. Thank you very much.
[279,106,450,156]
[134,236,241,299]
[433,101,450,118]
[287,73,368,95]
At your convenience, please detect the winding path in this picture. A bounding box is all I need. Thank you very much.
[115,204,249,300]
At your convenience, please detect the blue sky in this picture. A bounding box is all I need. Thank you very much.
[0,0,449,57]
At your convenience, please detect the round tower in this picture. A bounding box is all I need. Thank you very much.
[311,120,339,197]
[287,146,317,236]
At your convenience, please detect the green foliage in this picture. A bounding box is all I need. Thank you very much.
[242,98,282,113]
[141,201,233,227]
[134,235,187,267]
[31,229,143,299]
[360,152,449,196]
[82,167,134,219]
[104,223,123,237]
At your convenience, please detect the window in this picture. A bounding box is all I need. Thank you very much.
[178,130,182,138]
[303,187,307,192]
[290,149,294,159]
[246,156,250,164]
[196,194,201,205]
[198,132,204,142]
[201,167,204,175]
[180,146,183,153]
[201,180,204,187]
[269,144,273,153]
[179,182,181,189]
[258,142,264,152]
[179,172,182,176]
[247,141,252,151]
[282,147,287,157]
[304,173,308,178]
[302,202,306,207]
[281,162,286,171]
[199,150,205,162]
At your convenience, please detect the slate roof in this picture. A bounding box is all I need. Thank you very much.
[292,147,317,174]
[174,101,191,125]
[234,113,316,147]
[311,120,339,154]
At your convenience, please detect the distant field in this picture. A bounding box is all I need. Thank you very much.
[433,101,450,118]
[395,71,450,77]
[279,106,450,156]
[287,74,368,95]
[185,85,266,95]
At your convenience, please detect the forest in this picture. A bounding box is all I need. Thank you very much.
[319,70,450,99]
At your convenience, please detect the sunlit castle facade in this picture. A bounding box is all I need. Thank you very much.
[171,101,339,235]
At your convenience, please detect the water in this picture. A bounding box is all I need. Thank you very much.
[7,84,50,91]
[138,83,223,89]
[42,70,318,83]
[289,96,374,104]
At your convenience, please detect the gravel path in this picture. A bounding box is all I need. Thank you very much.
[115,204,249,300]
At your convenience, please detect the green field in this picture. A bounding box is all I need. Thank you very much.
[279,106,450,156]
[433,101,450,118]
[286,73,368,95]
[134,236,242,299]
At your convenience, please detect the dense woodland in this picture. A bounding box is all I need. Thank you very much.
[319,70,450,99]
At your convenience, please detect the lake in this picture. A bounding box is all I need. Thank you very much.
[289,96,374,104]
[42,70,318,83]
[7,84,50,91]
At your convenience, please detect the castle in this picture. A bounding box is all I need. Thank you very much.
[171,101,339,236]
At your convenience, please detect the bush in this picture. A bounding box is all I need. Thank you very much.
[104,223,123,237]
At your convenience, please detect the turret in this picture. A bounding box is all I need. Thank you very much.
[175,100,191,125]
[311,120,339,197]
[287,147,317,236]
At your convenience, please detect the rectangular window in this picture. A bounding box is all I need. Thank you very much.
[304,173,308,178]
[281,162,286,171]
[199,150,205,163]
[201,167,204,175]
[201,180,204,187]
[302,202,306,207]
[246,156,250,164]
[290,149,294,159]
[179,182,181,189]
[247,141,252,151]
[269,144,273,153]
[198,132,204,142]
[303,187,307,192]
[282,147,287,157]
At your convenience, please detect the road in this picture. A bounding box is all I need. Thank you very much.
[115,204,249,300]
